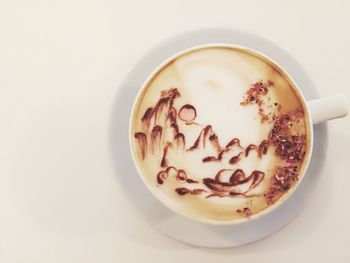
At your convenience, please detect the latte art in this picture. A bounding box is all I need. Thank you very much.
[130,46,310,223]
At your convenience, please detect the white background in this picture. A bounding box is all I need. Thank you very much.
[1,0,350,262]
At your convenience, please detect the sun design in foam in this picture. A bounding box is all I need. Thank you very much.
[133,81,307,218]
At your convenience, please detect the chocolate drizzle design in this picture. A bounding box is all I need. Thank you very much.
[156,166,199,185]
[175,188,206,196]
[202,138,269,164]
[133,80,307,217]
[134,133,147,160]
[187,125,216,151]
[203,169,264,198]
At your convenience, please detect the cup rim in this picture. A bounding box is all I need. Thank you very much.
[128,42,314,225]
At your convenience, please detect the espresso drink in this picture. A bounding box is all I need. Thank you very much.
[130,46,311,223]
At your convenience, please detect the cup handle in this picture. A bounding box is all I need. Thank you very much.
[306,94,349,124]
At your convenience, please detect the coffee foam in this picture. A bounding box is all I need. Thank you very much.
[131,46,310,223]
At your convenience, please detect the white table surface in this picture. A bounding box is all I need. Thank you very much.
[1,0,349,262]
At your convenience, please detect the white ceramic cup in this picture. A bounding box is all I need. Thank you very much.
[129,44,348,225]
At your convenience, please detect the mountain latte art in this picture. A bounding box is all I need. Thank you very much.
[130,46,311,223]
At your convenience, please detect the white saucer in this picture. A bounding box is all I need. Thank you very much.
[110,28,328,248]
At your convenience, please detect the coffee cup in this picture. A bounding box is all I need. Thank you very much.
[129,44,348,224]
